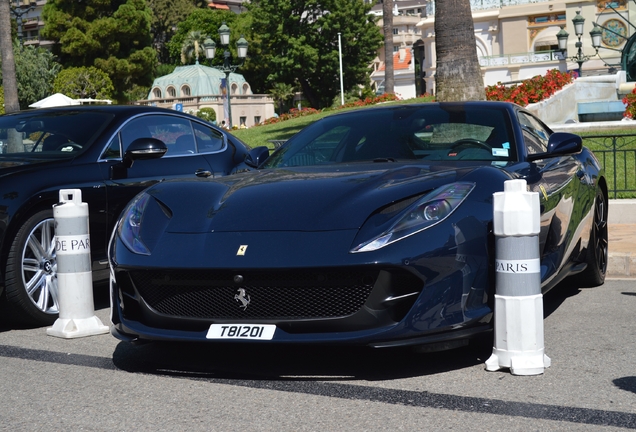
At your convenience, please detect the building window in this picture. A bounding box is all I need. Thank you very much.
[393,45,399,52]
[167,87,176,97]
[181,85,191,96]
[231,83,239,95]
[242,83,250,94]
[239,116,247,127]
[393,28,398,35]
[254,116,261,125]
[152,88,162,99]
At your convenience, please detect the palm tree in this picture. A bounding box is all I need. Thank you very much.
[0,0,19,114]
[382,0,394,95]
[434,0,486,101]
[180,30,207,64]
[269,82,295,114]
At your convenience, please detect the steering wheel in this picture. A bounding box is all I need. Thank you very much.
[56,143,82,152]
[450,138,491,152]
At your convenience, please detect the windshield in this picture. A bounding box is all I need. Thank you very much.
[262,104,517,168]
[0,110,114,156]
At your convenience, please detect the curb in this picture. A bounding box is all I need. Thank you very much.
[607,201,635,279]
[607,252,636,279]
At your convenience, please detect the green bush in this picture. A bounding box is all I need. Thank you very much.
[196,107,217,123]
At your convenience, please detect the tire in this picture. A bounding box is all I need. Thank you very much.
[575,188,608,287]
[4,209,59,326]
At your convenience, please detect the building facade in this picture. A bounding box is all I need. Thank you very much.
[369,0,633,96]
[140,62,275,128]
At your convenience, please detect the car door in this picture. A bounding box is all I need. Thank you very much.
[97,114,218,254]
[517,110,583,281]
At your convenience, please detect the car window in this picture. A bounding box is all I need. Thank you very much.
[102,135,122,160]
[264,125,352,167]
[0,111,113,156]
[193,122,224,153]
[518,111,549,154]
[119,115,194,156]
[262,105,517,168]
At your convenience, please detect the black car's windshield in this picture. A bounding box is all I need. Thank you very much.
[0,110,114,157]
[262,104,517,168]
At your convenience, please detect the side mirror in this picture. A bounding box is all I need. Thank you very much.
[123,138,167,168]
[244,146,270,168]
[527,132,582,162]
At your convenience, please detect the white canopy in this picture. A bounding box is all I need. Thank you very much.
[29,93,81,108]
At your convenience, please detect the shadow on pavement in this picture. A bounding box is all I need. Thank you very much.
[614,377,636,394]
[542,280,582,318]
[112,332,494,381]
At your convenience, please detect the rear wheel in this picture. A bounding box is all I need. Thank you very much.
[4,210,59,326]
[576,188,608,287]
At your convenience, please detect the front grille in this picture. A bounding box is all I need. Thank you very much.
[128,269,378,320]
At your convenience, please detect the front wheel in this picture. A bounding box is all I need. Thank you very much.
[575,188,608,287]
[4,210,59,326]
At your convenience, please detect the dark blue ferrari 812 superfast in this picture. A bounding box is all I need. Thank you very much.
[109,101,607,349]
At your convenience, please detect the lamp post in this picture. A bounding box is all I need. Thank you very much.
[10,0,37,46]
[556,10,603,75]
[203,23,248,129]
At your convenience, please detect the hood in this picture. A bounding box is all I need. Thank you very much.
[148,164,470,233]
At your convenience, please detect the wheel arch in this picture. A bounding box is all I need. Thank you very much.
[0,192,60,284]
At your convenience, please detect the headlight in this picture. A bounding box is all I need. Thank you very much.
[118,192,151,255]
[352,182,475,252]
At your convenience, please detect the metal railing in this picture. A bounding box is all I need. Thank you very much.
[582,134,636,199]
[479,50,563,68]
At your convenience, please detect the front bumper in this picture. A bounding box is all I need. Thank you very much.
[109,219,494,347]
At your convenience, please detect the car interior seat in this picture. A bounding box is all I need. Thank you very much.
[41,134,69,151]
[350,129,416,161]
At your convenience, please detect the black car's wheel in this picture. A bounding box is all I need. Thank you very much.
[575,188,608,287]
[4,210,59,326]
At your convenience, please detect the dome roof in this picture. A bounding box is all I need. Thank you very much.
[149,62,248,99]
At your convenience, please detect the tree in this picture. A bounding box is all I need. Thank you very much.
[381,0,394,95]
[41,0,157,101]
[146,0,195,64]
[53,66,114,99]
[247,0,383,109]
[434,0,485,101]
[180,30,207,64]
[14,43,61,109]
[0,0,19,114]
[166,8,236,66]
[269,82,295,114]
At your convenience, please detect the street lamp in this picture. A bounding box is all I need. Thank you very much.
[556,10,603,74]
[9,0,37,46]
[203,23,248,128]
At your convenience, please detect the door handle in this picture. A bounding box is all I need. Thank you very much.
[195,169,212,178]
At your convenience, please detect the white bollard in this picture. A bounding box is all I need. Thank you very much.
[47,189,109,338]
[484,179,551,375]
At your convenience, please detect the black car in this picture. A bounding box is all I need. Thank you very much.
[0,105,264,326]
[109,101,607,349]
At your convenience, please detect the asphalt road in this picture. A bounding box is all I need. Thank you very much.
[0,279,635,431]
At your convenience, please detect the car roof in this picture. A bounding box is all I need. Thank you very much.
[4,105,194,120]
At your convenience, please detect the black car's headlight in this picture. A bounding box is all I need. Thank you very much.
[118,192,151,255]
[351,182,475,252]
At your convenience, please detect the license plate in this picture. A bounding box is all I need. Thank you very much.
[206,324,276,340]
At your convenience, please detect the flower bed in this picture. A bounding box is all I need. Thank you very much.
[486,69,574,107]
[622,87,636,119]
[260,93,401,126]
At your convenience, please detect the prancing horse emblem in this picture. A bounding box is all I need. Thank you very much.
[234,288,250,310]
